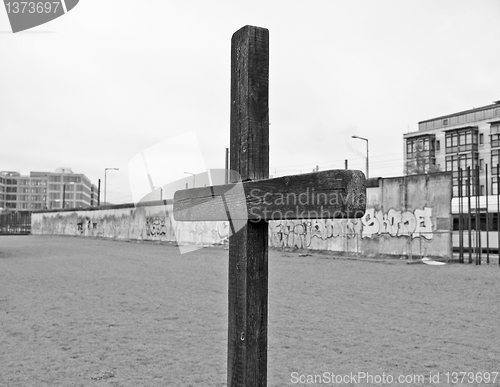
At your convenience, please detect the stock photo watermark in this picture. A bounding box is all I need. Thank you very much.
[3,0,79,33]
[290,370,499,385]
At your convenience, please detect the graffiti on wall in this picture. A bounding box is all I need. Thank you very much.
[146,216,170,238]
[31,204,439,254]
[76,217,100,235]
[269,207,434,249]
[361,207,433,239]
[179,220,229,245]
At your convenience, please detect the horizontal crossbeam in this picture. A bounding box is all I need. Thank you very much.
[173,169,366,221]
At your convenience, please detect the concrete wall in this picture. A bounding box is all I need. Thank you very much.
[31,200,229,247]
[31,173,453,259]
[269,173,453,258]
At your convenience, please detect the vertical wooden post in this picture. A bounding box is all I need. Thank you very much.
[228,25,269,387]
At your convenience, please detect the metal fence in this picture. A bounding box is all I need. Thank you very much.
[453,164,500,265]
[0,211,32,235]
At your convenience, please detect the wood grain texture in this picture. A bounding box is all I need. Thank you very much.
[227,25,269,387]
[173,169,366,221]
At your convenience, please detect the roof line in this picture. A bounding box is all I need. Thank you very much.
[418,101,500,124]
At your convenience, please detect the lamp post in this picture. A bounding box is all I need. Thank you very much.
[104,168,119,205]
[154,187,163,200]
[184,172,196,188]
[351,135,369,178]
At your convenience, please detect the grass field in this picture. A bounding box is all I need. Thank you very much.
[0,235,499,387]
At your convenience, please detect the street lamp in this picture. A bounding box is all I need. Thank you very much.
[184,172,195,188]
[154,186,163,200]
[351,135,369,178]
[104,168,119,205]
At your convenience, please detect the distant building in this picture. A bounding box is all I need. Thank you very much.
[404,100,500,196]
[0,168,98,211]
[0,173,7,210]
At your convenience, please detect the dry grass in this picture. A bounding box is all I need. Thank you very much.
[0,235,499,386]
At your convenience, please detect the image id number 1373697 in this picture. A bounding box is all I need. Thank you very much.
[445,372,498,384]
[5,2,60,13]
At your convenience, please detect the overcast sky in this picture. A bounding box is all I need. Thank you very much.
[1,0,499,204]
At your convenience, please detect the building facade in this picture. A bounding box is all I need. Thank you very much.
[0,173,6,210]
[404,100,500,196]
[0,168,98,211]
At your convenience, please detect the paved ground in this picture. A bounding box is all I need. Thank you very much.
[0,235,499,387]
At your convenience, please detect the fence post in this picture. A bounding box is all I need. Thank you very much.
[497,164,500,266]
[459,168,464,263]
[475,164,481,265]
[485,163,489,264]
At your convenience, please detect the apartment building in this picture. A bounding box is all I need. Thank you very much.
[0,168,98,211]
[404,100,500,197]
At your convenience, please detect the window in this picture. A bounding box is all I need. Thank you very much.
[443,119,448,125]
[490,123,500,148]
[445,128,478,153]
[480,159,484,170]
[492,150,500,176]
[446,155,457,172]
[480,133,484,144]
[436,140,440,151]
[447,152,479,173]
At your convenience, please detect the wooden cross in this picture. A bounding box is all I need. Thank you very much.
[173,25,366,387]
